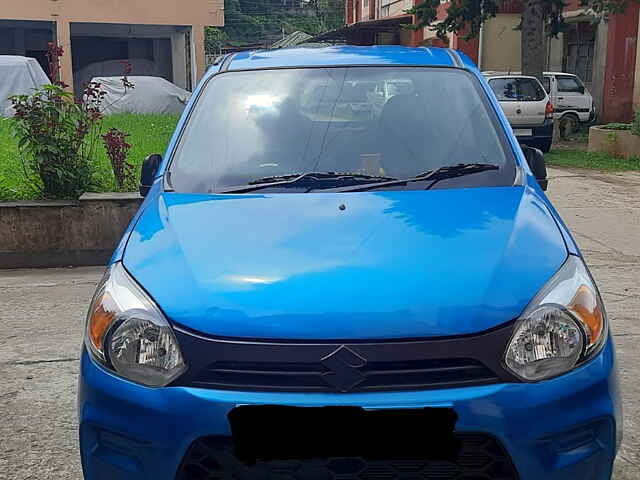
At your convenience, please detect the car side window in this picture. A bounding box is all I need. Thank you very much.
[543,77,551,93]
[557,76,582,93]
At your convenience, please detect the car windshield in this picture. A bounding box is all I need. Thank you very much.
[169,67,516,193]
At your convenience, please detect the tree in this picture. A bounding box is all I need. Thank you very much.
[408,0,635,80]
[205,27,228,54]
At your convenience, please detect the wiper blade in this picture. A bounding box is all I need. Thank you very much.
[423,163,500,190]
[217,172,398,194]
[321,163,500,193]
[247,172,394,185]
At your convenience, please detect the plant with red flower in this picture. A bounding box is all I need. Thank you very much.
[102,128,135,191]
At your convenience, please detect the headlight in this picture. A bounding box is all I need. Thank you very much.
[505,255,607,381]
[84,262,186,387]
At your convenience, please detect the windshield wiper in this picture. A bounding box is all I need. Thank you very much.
[317,163,500,193]
[216,172,398,194]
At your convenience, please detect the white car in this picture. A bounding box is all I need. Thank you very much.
[542,72,595,136]
[483,73,554,153]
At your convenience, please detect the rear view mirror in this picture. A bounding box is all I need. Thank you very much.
[140,154,162,197]
[521,146,548,191]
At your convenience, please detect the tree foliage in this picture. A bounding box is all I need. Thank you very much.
[206,0,344,50]
[409,0,633,40]
[408,0,636,78]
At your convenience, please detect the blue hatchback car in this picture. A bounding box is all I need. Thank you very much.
[78,46,621,480]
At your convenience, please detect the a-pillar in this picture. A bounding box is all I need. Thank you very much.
[55,19,74,93]
[602,3,640,122]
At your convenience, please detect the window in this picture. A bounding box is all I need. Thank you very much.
[557,75,583,93]
[542,76,551,93]
[169,67,515,193]
[363,0,369,7]
[563,22,595,82]
[488,77,546,102]
[380,5,390,16]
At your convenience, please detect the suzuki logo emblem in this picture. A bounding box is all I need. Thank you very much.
[321,346,367,392]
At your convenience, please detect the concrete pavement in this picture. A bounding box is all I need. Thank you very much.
[0,167,638,479]
[546,168,640,479]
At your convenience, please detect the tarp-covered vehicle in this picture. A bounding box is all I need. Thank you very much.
[0,56,50,117]
[91,76,192,115]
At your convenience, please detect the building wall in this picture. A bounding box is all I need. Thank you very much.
[2,0,222,91]
[602,4,640,122]
[481,14,521,71]
[634,13,640,112]
[1,1,223,26]
[546,34,564,72]
[379,0,413,18]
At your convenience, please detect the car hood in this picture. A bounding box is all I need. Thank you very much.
[123,187,567,339]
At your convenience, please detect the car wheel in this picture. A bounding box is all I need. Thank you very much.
[559,113,579,139]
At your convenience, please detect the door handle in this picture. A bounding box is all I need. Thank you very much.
[558,97,564,100]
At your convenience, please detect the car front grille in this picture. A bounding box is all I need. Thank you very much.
[171,323,518,393]
[175,433,519,480]
[189,357,498,392]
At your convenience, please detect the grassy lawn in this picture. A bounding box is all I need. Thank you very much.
[0,114,179,201]
[545,148,640,171]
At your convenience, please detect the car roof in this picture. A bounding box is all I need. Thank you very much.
[483,70,579,78]
[544,71,577,76]
[216,46,475,73]
[482,72,539,79]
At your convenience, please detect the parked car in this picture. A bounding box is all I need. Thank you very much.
[483,72,554,152]
[542,72,595,137]
[78,46,620,480]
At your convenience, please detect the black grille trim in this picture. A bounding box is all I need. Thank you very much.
[175,433,520,480]
[171,323,519,392]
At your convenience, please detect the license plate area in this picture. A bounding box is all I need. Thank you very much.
[228,405,460,465]
[514,128,533,136]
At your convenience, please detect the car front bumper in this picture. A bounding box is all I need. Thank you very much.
[78,335,622,480]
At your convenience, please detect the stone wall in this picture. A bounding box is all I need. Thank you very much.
[0,193,142,269]
[588,126,640,159]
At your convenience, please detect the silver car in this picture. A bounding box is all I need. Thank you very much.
[483,73,554,152]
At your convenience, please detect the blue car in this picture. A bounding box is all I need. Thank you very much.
[78,46,621,480]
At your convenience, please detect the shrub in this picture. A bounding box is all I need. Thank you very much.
[600,123,631,130]
[102,128,135,191]
[8,43,134,199]
[10,82,105,199]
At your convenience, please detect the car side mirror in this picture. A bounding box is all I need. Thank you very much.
[521,146,548,191]
[140,154,162,197]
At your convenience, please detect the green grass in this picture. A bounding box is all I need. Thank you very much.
[0,113,179,201]
[545,149,640,171]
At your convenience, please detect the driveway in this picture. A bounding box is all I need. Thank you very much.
[0,167,639,479]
